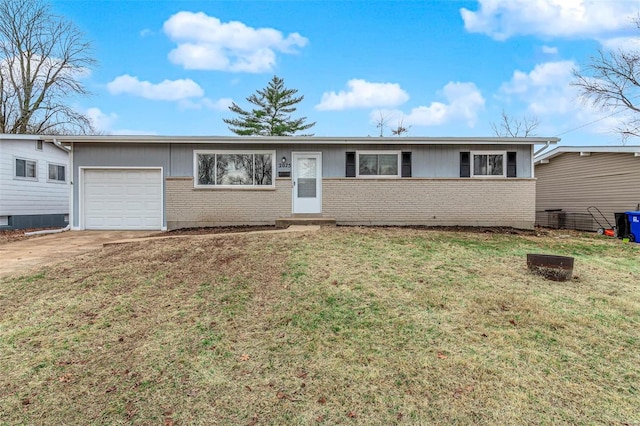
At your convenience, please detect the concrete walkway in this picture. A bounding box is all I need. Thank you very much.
[0,226,321,279]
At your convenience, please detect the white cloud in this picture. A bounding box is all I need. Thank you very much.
[599,36,640,52]
[499,61,577,115]
[139,29,153,37]
[107,74,204,101]
[163,12,308,72]
[86,107,118,132]
[542,45,558,54]
[316,79,409,110]
[461,0,640,41]
[378,82,485,127]
[179,97,233,111]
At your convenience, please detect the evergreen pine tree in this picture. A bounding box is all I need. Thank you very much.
[223,76,315,136]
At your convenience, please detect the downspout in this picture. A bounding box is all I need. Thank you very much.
[533,141,551,157]
[533,140,552,156]
[25,138,72,236]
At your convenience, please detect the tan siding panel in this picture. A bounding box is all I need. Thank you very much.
[536,152,640,230]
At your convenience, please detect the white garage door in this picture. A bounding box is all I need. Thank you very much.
[83,169,162,230]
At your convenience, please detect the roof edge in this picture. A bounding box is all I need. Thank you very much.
[534,145,640,164]
[35,135,561,145]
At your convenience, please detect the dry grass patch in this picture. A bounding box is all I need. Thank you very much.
[1,227,638,424]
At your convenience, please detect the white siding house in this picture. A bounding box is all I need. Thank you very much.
[0,134,69,229]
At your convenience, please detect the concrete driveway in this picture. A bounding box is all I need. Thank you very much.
[0,231,154,278]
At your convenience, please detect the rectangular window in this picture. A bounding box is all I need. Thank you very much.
[48,163,66,182]
[195,151,275,188]
[15,158,37,179]
[356,151,400,178]
[36,140,43,150]
[471,151,506,177]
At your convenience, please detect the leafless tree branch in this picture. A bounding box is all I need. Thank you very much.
[491,110,540,137]
[0,0,96,134]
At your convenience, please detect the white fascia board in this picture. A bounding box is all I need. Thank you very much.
[42,135,561,146]
[0,133,43,141]
[534,145,640,164]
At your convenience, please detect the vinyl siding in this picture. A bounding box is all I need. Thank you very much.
[535,152,640,228]
[155,143,532,178]
[0,138,69,216]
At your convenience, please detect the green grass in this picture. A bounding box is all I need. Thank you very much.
[0,227,638,424]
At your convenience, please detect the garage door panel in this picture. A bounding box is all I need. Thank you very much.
[83,169,162,230]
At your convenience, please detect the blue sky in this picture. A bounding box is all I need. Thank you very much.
[51,0,640,145]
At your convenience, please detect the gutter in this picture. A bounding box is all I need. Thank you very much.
[52,137,71,152]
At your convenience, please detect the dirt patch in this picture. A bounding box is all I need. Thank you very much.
[153,224,548,238]
[0,228,60,245]
[148,225,276,237]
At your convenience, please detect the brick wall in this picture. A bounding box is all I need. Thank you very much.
[166,177,536,229]
[166,177,291,229]
[323,178,535,229]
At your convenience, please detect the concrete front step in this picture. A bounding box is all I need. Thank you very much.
[276,216,337,228]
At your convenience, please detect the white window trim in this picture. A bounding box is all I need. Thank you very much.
[355,150,401,178]
[193,150,276,189]
[35,140,43,151]
[47,162,67,183]
[14,157,38,181]
[471,150,507,178]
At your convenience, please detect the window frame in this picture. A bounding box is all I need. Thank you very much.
[14,157,38,181]
[193,150,276,189]
[35,140,43,151]
[47,162,67,183]
[355,150,401,178]
[470,150,507,178]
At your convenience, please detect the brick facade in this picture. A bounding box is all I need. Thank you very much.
[323,178,535,228]
[166,177,536,229]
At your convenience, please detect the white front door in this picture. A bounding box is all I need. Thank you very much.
[292,152,322,214]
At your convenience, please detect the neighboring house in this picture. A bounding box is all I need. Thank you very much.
[0,134,70,230]
[534,146,640,231]
[42,135,559,231]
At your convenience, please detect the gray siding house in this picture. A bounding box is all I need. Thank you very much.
[535,146,640,231]
[0,134,69,230]
[44,136,559,231]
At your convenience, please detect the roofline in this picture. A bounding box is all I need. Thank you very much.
[534,145,640,165]
[0,133,43,141]
[0,133,69,153]
[37,135,561,145]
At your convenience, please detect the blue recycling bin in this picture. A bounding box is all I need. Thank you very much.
[626,211,640,243]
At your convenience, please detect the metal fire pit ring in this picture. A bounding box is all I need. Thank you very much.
[527,254,574,282]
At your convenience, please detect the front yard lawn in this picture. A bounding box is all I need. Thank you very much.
[1,227,638,424]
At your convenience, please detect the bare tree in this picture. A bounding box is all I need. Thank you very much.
[373,110,411,137]
[572,41,640,140]
[391,117,411,136]
[0,0,96,134]
[491,110,540,137]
